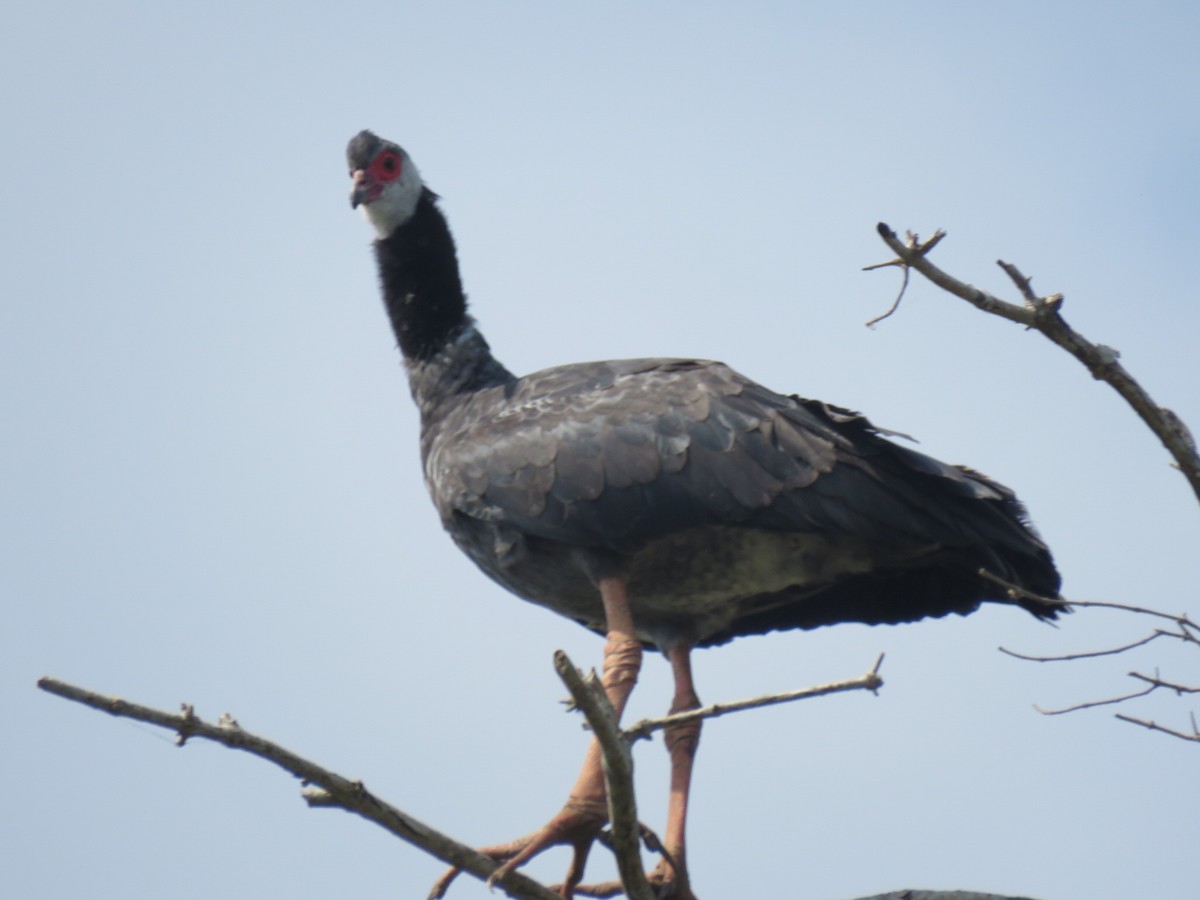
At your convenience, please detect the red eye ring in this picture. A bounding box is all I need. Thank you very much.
[373,151,403,182]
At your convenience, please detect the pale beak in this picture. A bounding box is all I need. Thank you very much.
[350,169,379,208]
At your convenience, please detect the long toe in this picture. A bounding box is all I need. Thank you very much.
[429,799,609,899]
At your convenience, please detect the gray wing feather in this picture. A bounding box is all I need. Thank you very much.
[423,358,1043,560]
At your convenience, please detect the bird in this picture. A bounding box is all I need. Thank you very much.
[346,129,1063,900]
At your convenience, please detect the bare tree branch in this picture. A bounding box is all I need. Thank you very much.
[553,655,886,897]
[36,676,563,900]
[999,629,1179,662]
[553,651,655,900]
[622,654,885,742]
[39,655,890,900]
[1021,662,1199,724]
[1035,684,1159,715]
[1128,671,1200,694]
[861,261,911,326]
[866,226,1200,748]
[972,570,1199,740]
[980,569,1194,627]
[861,229,945,326]
[869,223,1200,505]
[1114,712,1200,743]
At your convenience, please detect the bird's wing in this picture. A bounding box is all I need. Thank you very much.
[423,357,1044,563]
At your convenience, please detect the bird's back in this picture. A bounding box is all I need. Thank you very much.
[421,356,1061,648]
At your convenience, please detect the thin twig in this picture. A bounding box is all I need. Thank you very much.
[979,569,1192,625]
[999,629,1174,662]
[36,677,563,900]
[1035,684,1158,715]
[1128,671,1200,694]
[1114,713,1200,743]
[980,569,1198,736]
[861,230,946,326]
[870,223,1200,505]
[553,652,655,900]
[622,654,884,742]
[864,264,910,326]
[995,259,1045,308]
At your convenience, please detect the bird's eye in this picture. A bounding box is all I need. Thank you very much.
[374,151,402,181]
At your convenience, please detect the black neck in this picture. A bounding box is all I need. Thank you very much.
[371,187,514,418]
[373,188,471,362]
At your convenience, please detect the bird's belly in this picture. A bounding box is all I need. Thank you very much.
[476,523,894,649]
[621,526,883,645]
[448,502,918,647]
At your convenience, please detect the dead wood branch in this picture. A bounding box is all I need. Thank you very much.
[869,223,1200,506]
[554,651,655,900]
[622,654,885,742]
[978,571,1199,743]
[39,652,890,900]
[35,676,563,900]
[865,221,1200,742]
[552,653,886,897]
[1127,670,1200,694]
[1035,683,1159,715]
[1114,712,1200,743]
[999,629,1183,662]
[981,569,1196,630]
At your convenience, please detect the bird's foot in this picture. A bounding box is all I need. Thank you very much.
[645,855,697,900]
[428,797,609,899]
[569,845,696,899]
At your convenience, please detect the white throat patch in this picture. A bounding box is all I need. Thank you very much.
[363,154,424,238]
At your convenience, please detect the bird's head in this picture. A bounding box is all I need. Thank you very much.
[347,130,423,239]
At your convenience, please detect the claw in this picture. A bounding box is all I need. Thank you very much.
[430,579,645,899]
[429,804,606,899]
[427,866,461,900]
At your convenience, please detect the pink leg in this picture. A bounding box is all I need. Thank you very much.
[649,644,701,899]
[430,577,643,899]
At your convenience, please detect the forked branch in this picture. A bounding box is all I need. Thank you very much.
[865,222,1200,742]
[622,654,885,741]
[554,652,655,900]
[979,572,1199,744]
[1114,712,1200,742]
[35,676,563,900]
[40,657,887,899]
[867,224,1200,505]
[551,652,885,897]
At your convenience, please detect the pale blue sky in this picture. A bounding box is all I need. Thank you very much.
[4,3,1199,899]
